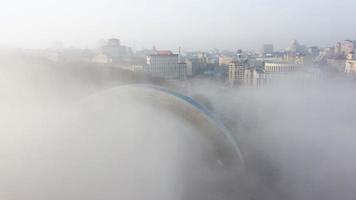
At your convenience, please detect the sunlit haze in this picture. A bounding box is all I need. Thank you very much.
[1,0,355,50]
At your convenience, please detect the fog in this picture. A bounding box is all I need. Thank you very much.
[1,56,356,200]
[187,79,356,199]
[0,56,244,200]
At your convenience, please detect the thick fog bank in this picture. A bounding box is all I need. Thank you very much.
[188,79,356,200]
[2,56,356,200]
[0,59,244,200]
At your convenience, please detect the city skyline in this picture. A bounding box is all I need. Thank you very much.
[1,0,355,50]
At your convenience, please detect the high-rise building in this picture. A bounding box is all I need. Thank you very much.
[228,60,257,86]
[228,62,270,88]
[228,62,246,84]
[144,50,187,80]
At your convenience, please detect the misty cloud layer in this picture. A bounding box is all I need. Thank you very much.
[188,80,356,200]
[1,57,356,200]
[0,58,244,200]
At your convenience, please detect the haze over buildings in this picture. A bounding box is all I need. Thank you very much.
[1,1,356,200]
[1,0,356,50]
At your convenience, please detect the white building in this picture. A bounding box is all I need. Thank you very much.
[144,50,187,80]
[264,62,301,73]
[228,62,271,88]
[229,61,319,88]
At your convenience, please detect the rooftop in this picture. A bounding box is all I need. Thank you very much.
[157,50,173,55]
[149,50,178,56]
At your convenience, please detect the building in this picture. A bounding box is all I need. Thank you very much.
[335,42,342,57]
[282,51,311,65]
[228,60,257,86]
[92,53,109,64]
[244,68,259,86]
[131,65,144,72]
[255,57,283,63]
[340,40,354,56]
[219,56,234,66]
[264,62,301,73]
[345,53,356,76]
[101,38,121,61]
[335,40,355,57]
[100,38,132,63]
[144,50,187,80]
[284,52,295,63]
[262,44,274,55]
[286,40,306,53]
[185,58,200,77]
[228,61,318,88]
[307,46,320,56]
[228,62,246,85]
[320,47,335,57]
[228,62,273,88]
[327,58,347,72]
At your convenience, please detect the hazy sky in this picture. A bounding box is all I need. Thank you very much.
[0,0,355,50]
